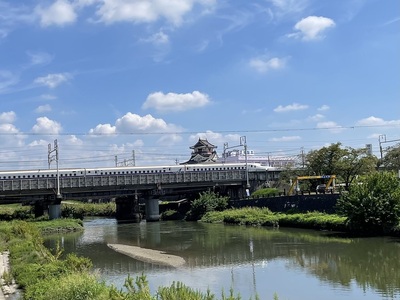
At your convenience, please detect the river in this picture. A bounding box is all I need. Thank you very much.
[45,218,400,299]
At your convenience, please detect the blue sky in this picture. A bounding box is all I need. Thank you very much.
[0,0,399,169]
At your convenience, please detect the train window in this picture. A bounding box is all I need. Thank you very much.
[100,172,103,175]
[95,171,98,174]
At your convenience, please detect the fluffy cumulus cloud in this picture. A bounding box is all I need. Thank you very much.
[34,73,71,88]
[95,0,216,26]
[115,113,180,132]
[32,117,62,134]
[189,130,241,146]
[0,111,16,124]
[289,16,335,40]
[274,103,308,112]
[356,116,400,126]
[35,0,77,27]
[89,113,181,135]
[249,56,287,73]
[142,91,211,113]
[88,123,116,135]
[35,104,52,113]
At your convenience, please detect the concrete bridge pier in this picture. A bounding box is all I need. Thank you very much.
[115,195,142,222]
[49,194,62,220]
[145,196,160,222]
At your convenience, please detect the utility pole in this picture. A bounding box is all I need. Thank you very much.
[301,147,305,168]
[48,139,60,198]
[240,136,250,189]
[379,134,386,160]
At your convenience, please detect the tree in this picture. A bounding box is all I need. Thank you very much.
[379,143,400,171]
[305,143,377,188]
[336,171,400,234]
[185,191,229,221]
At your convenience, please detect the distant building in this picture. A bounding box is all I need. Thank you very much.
[181,139,219,164]
[220,149,297,168]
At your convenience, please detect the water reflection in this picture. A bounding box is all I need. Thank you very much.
[45,218,400,299]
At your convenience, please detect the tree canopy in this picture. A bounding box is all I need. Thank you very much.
[379,143,400,171]
[304,143,378,188]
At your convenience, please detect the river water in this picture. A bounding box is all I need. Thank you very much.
[45,218,400,299]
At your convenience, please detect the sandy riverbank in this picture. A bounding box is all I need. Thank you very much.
[107,244,186,268]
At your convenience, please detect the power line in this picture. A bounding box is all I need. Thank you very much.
[0,123,400,136]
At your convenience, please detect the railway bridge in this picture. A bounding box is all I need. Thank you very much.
[0,168,276,221]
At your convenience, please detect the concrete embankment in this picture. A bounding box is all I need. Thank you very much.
[1,251,18,300]
[107,244,186,268]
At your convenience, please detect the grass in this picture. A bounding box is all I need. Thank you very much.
[201,207,347,231]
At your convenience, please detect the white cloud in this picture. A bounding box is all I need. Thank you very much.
[35,104,52,113]
[28,139,50,147]
[308,113,324,122]
[142,31,170,45]
[95,0,216,26]
[0,123,19,134]
[34,73,70,88]
[115,113,181,132]
[0,111,16,124]
[316,121,344,133]
[89,113,181,135]
[249,56,287,73]
[189,131,241,146]
[142,91,211,113]
[36,0,77,27]
[66,135,83,145]
[268,0,309,16]
[89,123,116,135]
[318,105,330,111]
[32,117,62,134]
[356,116,400,126]
[269,135,301,142]
[274,103,308,112]
[289,16,335,41]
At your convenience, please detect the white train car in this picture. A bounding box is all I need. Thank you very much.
[0,162,269,181]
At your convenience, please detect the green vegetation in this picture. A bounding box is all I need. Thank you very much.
[185,191,229,221]
[201,208,346,231]
[251,188,280,198]
[0,204,34,220]
[378,143,400,171]
[336,171,400,234]
[160,209,184,221]
[61,202,116,219]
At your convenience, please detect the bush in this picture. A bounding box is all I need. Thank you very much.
[160,209,184,221]
[185,191,229,221]
[251,188,280,198]
[336,171,400,234]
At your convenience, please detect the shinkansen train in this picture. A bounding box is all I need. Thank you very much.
[0,162,271,180]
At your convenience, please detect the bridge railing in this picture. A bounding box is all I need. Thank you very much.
[0,169,267,194]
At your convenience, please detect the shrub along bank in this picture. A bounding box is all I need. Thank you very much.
[201,207,347,231]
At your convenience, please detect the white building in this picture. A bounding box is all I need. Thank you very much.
[220,149,297,168]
